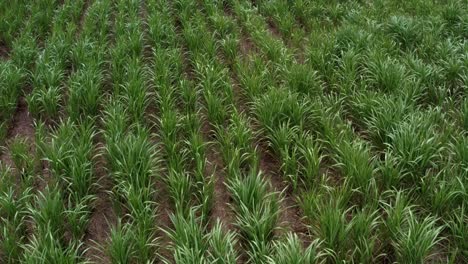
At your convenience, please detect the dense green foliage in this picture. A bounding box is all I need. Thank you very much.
[0,0,466,263]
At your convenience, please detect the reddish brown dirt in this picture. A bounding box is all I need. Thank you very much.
[257,140,311,247]
[198,109,236,231]
[139,0,154,60]
[0,41,11,60]
[82,144,116,264]
[76,0,92,36]
[83,191,115,264]
[266,19,282,40]
[0,96,38,250]
[80,0,92,27]
[207,141,235,231]
[239,34,256,57]
[154,177,173,264]
[223,4,311,248]
[5,97,35,146]
[0,97,35,175]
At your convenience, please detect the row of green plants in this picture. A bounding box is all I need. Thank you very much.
[228,0,466,262]
[0,0,64,149]
[0,1,91,263]
[0,0,119,262]
[23,0,118,261]
[0,0,466,263]
[102,0,160,263]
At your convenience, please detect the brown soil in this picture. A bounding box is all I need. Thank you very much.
[78,0,92,31]
[154,177,173,263]
[207,141,235,231]
[266,19,282,40]
[0,97,35,174]
[82,143,116,264]
[239,34,256,57]
[0,41,11,60]
[197,107,236,231]
[5,97,35,145]
[139,0,154,60]
[0,96,39,249]
[83,191,115,264]
[257,139,311,247]
[224,3,310,248]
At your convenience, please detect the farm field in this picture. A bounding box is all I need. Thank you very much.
[0,0,467,263]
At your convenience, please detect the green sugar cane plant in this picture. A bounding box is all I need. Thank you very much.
[267,233,322,264]
[120,184,159,263]
[334,48,364,94]
[180,79,198,115]
[208,11,236,40]
[81,0,113,44]
[42,118,97,201]
[332,138,377,205]
[184,127,206,181]
[158,101,197,217]
[182,122,214,223]
[27,186,65,239]
[104,1,159,261]
[220,33,240,64]
[365,52,408,93]
[0,62,24,122]
[364,96,412,149]
[235,56,271,101]
[10,31,39,70]
[108,220,136,264]
[296,133,323,190]
[385,15,422,51]
[381,190,414,244]
[159,108,183,165]
[377,152,405,190]
[27,57,64,121]
[286,63,322,96]
[164,207,208,264]
[26,0,88,121]
[257,0,295,39]
[105,126,156,205]
[445,205,467,261]
[26,0,59,40]
[387,112,445,183]
[461,98,468,131]
[348,207,382,263]
[23,185,87,263]
[120,58,150,124]
[301,186,352,263]
[451,135,468,176]
[6,137,34,177]
[228,170,281,263]
[147,0,177,49]
[22,231,84,264]
[166,168,194,216]
[404,56,444,105]
[216,110,256,177]
[65,195,93,241]
[253,88,310,133]
[195,61,233,128]
[420,165,464,216]
[0,181,32,263]
[207,220,238,264]
[266,123,301,191]
[232,0,291,66]
[0,0,466,262]
[0,0,30,45]
[392,212,444,264]
[67,63,104,121]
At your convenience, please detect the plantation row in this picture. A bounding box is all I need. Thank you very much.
[0,0,467,263]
